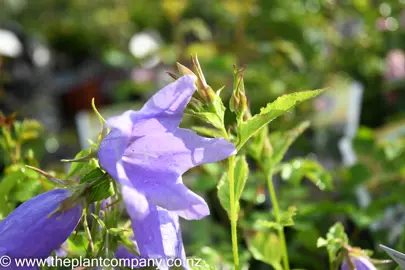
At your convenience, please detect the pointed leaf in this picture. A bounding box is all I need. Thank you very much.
[270,121,310,166]
[237,89,324,150]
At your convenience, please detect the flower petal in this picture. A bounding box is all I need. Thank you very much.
[0,189,82,262]
[99,75,197,179]
[122,128,236,177]
[341,256,377,270]
[136,177,209,220]
[121,186,188,267]
[139,75,196,125]
[105,75,196,137]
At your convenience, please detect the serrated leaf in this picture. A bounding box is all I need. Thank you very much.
[237,89,324,150]
[280,158,333,190]
[234,155,249,201]
[247,231,283,270]
[269,121,310,166]
[279,205,297,227]
[318,222,348,261]
[257,206,297,230]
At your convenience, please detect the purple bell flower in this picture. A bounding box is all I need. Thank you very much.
[341,256,377,270]
[0,188,82,269]
[98,75,236,266]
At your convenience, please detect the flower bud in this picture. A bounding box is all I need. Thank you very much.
[230,65,248,121]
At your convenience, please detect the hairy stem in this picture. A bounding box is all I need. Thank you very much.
[267,170,290,270]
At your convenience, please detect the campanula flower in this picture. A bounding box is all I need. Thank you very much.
[341,256,377,270]
[0,188,82,268]
[98,75,236,266]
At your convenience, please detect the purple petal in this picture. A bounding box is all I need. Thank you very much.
[122,128,236,177]
[139,75,196,124]
[119,128,235,219]
[0,189,82,267]
[99,75,197,181]
[121,186,189,269]
[341,256,377,270]
[105,75,196,137]
[135,177,209,220]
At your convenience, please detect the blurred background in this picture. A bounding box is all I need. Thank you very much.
[1,0,405,269]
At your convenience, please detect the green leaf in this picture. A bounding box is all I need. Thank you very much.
[237,89,324,150]
[279,158,333,190]
[270,121,310,166]
[317,222,348,261]
[191,126,224,138]
[217,156,247,218]
[80,168,105,184]
[0,169,21,216]
[217,172,231,217]
[247,231,283,270]
[80,168,115,204]
[187,111,224,130]
[257,206,297,230]
[234,155,249,202]
[68,149,98,178]
[279,205,297,227]
[247,126,268,161]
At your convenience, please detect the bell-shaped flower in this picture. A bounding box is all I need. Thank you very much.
[0,188,82,267]
[98,75,236,266]
[341,255,377,270]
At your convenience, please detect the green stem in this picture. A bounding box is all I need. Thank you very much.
[83,208,95,257]
[267,170,290,270]
[228,154,240,270]
[90,201,102,241]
